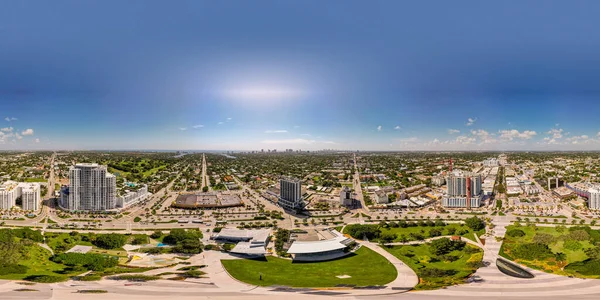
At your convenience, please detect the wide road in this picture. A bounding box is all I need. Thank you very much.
[352,153,369,215]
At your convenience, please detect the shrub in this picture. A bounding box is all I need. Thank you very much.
[506,229,526,238]
[564,240,582,251]
[428,228,442,238]
[532,233,554,245]
[222,243,235,251]
[131,235,148,245]
[109,275,161,281]
[0,264,28,275]
[511,243,554,260]
[51,253,119,271]
[76,274,102,281]
[163,229,203,245]
[24,275,66,283]
[565,259,600,275]
[345,224,381,240]
[182,270,205,278]
[568,230,590,242]
[465,217,485,231]
[93,234,128,249]
[133,217,142,222]
[429,238,466,256]
[150,231,163,239]
[172,238,203,254]
[420,268,458,277]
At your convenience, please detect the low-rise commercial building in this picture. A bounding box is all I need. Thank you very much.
[287,229,354,261]
[212,228,271,255]
[374,190,388,204]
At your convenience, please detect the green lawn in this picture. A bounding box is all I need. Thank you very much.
[24,178,46,183]
[385,243,483,290]
[500,225,600,278]
[344,223,482,243]
[221,247,397,287]
[0,244,82,281]
[382,224,478,242]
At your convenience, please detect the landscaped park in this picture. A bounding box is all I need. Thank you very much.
[500,223,600,278]
[384,238,483,290]
[342,217,486,245]
[0,228,206,283]
[221,246,397,288]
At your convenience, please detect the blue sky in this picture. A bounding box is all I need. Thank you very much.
[2,1,600,150]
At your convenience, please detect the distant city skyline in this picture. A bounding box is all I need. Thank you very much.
[3,1,600,151]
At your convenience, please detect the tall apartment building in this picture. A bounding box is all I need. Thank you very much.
[0,181,41,211]
[64,163,117,211]
[482,158,499,167]
[279,177,304,210]
[340,186,353,206]
[589,188,600,210]
[442,171,483,208]
[21,183,41,211]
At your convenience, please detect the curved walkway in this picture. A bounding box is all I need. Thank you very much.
[358,242,419,291]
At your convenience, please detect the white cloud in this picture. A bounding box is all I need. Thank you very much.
[466,117,477,126]
[178,127,187,131]
[397,137,418,143]
[293,125,300,129]
[499,129,537,140]
[377,125,382,132]
[547,128,564,139]
[447,129,460,134]
[0,127,13,132]
[21,128,34,136]
[264,130,288,134]
[566,135,591,144]
[227,117,232,121]
[597,131,600,137]
[4,117,17,122]
[34,138,40,143]
[217,122,224,125]
[15,133,22,140]
[261,139,316,145]
[300,133,311,137]
[394,126,401,130]
[192,124,204,129]
[471,129,497,144]
[455,135,476,144]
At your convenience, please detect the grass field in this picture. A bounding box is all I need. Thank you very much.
[23,178,46,183]
[499,225,600,277]
[385,243,483,290]
[0,245,81,281]
[221,247,397,287]
[344,223,484,243]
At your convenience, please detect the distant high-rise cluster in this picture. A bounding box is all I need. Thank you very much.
[442,171,483,208]
[279,177,304,210]
[0,181,41,211]
[60,163,116,211]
